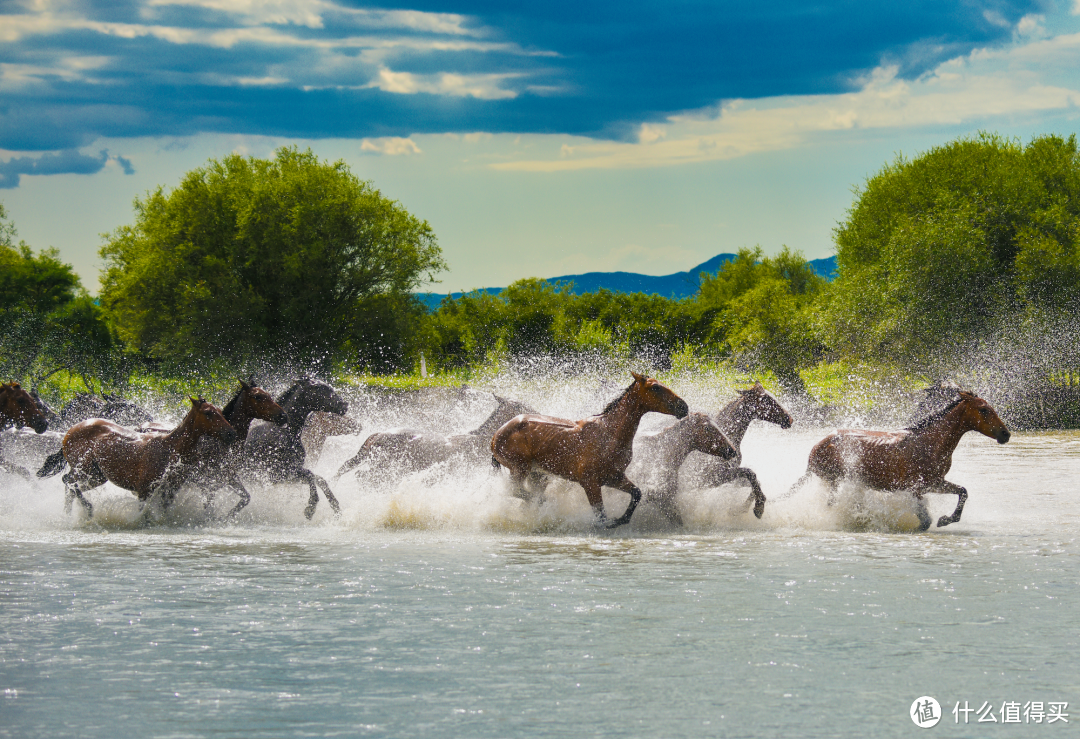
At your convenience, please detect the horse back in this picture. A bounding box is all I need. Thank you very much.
[808,429,923,488]
[62,419,169,494]
[491,414,606,482]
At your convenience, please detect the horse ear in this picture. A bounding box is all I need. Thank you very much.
[631,371,646,383]
[239,379,251,390]
[11,382,20,389]
[189,396,199,407]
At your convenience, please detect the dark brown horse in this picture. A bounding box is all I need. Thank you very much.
[491,372,689,528]
[790,390,1010,531]
[47,397,237,518]
[633,412,738,526]
[0,382,50,480]
[191,381,288,518]
[336,394,532,478]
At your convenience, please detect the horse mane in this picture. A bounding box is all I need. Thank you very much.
[600,381,636,415]
[277,379,303,406]
[222,384,244,418]
[905,395,966,431]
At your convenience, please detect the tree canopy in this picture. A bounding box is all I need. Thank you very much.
[99,147,445,371]
[822,133,1080,372]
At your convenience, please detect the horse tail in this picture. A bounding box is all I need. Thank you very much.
[775,470,811,501]
[37,450,67,478]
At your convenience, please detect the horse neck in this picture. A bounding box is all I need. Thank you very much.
[597,392,651,449]
[224,401,255,440]
[282,401,309,436]
[907,402,976,460]
[163,410,205,460]
[715,398,752,448]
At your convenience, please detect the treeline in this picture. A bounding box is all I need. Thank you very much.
[3,134,1080,415]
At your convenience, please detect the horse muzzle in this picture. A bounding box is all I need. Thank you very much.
[671,399,689,419]
[220,427,239,445]
[997,428,1011,444]
[29,417,49,434]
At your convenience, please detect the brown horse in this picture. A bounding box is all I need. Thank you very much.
[0,382,50,480]
[191,381,288,518]
[790,390,1010,531]
[52,397,237,518]
[491,372,689,528]
[633,412,738,526]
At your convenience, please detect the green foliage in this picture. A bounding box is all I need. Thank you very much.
[696,247,826,391]
[99,146,445,373]
[824,132,1080,372]
[0,204,118,387]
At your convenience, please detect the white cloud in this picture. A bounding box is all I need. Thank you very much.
[492,33,1080,172]
[360,137,422,155]
[366,67,518,100]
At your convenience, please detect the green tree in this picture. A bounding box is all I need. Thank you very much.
[823,132,1080,373]
[0,202,117,386]
[695,246,825,391]
[99,147,445,372]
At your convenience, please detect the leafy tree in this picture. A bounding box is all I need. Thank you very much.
[0,203,117,386]
[697,246,826,391]
[823,132,1080,373]
[99,147,445,372]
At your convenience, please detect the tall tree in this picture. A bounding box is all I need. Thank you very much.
[99,147,445,371]
[822,132,1080,374]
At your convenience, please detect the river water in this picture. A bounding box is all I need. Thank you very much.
[2,381,1078,738]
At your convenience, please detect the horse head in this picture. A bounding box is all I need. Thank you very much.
[629,371,689,419]
[0,382,49,433]
[683,412,737,459]
[186,397,237,446]
[279,378,349,425]
[956,391,1010,444]
[237,381,288,427]
[738,382,793,429]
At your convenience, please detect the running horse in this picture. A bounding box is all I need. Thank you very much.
[0,382,50,481]
[790,389,1010,531]
[633,412,738,526]
[336,393,532,478]
[243,378,349,519]
[42,397,237,518]
[678,382,794,519]
[491,372,689,528]
[188,380,288,518]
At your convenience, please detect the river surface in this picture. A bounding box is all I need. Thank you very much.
[2,388,1078,738]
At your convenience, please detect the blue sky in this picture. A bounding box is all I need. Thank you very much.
[2,0,1080,292]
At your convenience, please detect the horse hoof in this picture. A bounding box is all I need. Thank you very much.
[304,504,317,520]
[936,515,952,528]
[753,500,765,519]
[606,516,631,529]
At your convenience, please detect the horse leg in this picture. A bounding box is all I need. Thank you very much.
[934,481,968,528]
[604,474,643,529]
[295,466,324,518]
[312,472,341,517]
[63,463,104,517]
[581,481,608,525]
[733,467,766,519]
[655,489,684,527]
[221,474,251,520]
[336,446,370,479]
[913,494,933,532]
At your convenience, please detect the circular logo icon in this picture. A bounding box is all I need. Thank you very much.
[911,696,942,728]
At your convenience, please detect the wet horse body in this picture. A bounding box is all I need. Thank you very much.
[336,395,532,478]
[181,381,288,518]
[491,373,689,528]
[243,378,349,519]
[796,390,1010,530]
[0,382,50,481]
[633,412,738,525]
[57,398,237,517]
[678,382,794,518]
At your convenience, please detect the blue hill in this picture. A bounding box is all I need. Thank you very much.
[417,253,837,311]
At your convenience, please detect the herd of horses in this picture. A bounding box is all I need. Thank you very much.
[0,373,1011,531]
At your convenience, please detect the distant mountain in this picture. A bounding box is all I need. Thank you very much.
[416,253,837,311]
